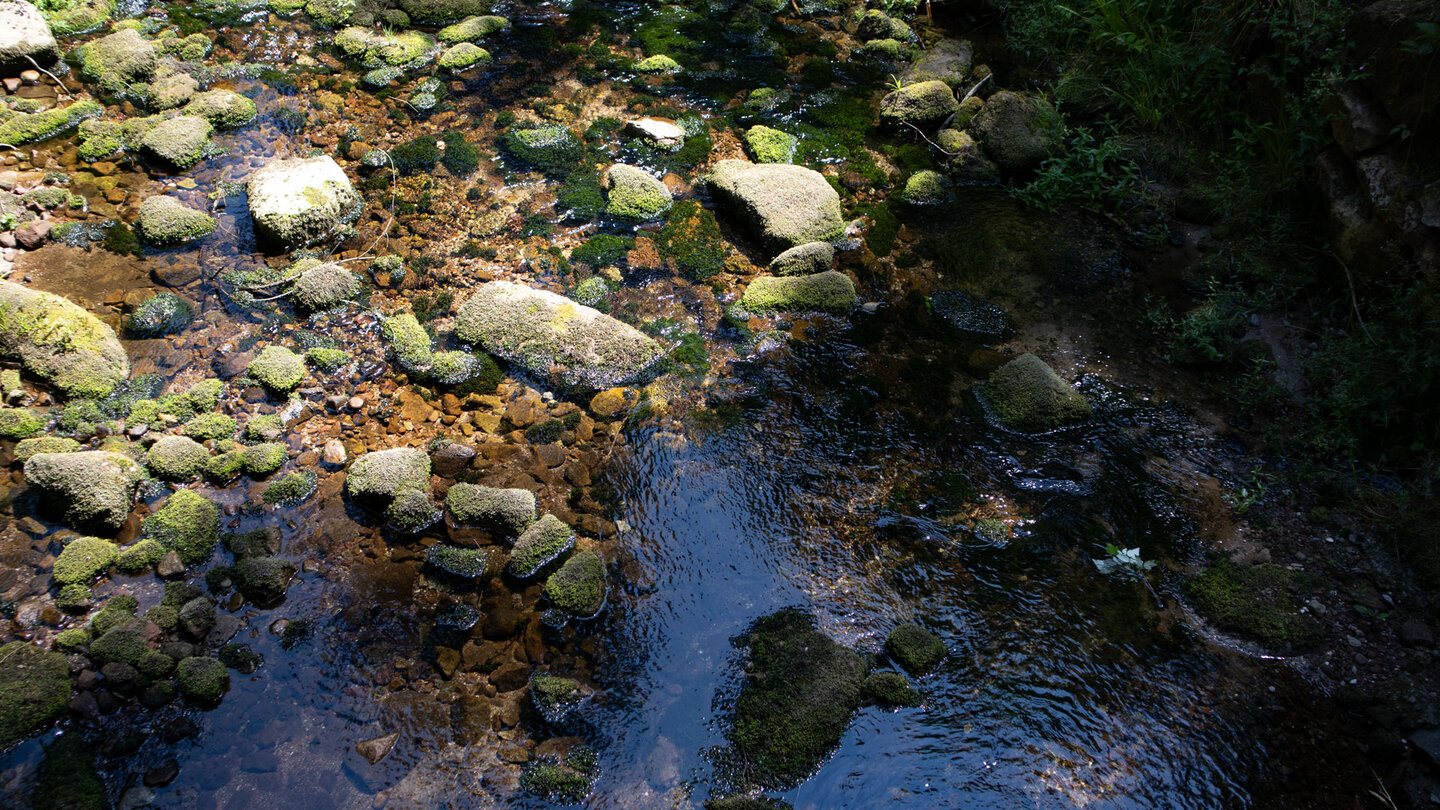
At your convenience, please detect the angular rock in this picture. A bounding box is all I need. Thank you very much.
[545,549,606,618]
[624,117,684,148]
[346,447,431,501]
[25,451,142,531]
[0,282,129,398]
[455,281,665,391]
[707,159,844,251]
[0,1,60,70]
[246,155,361,248]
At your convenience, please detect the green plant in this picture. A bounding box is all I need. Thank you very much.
[1223,468,1268,515]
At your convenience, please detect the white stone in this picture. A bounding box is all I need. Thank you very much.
[625,117,685,148]
[0,2,59,69]
[246,155,361,248]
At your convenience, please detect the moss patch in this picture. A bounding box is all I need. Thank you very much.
[1187,557,1322,650]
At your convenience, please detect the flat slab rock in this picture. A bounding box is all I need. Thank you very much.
[455,281,663,391]
[707,159,844,252]
[0,1,59,69]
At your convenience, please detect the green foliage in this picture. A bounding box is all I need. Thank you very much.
[1015,127,1145,215]
[571,234,633,268]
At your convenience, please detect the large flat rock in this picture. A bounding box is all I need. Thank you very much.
[0,282,129,398]
[246,155,361,248]
[707,159,844,252]
[0,1,59,69]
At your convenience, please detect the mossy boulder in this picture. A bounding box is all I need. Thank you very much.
[741,271,856,313]
[245,155,361,248]
[509,513,575,579]
[242,442,286,476]
[0,1,60,70]
[856,9,912,41]
[655,200,725,280]
[53,536,117,585]
[742,125,798,164]
[864,671,921,707]
[520,746,599,802]
[380,311,436,376]
[425,544,490,578]
[969,91,1060,173]
[77,28,156,93]
[137,114,211,170]
[1187,557,1323,650]
[137,195,215,245]
[116,538,165,573]
[934,128,999,184]
[385,488,441,533]
[437,42,490,70]
[181,411,236,441]
[141,489,219,565]
[455,281,665,391]
[0,406,42,438]
[901,169,949,204]
[47,0,111,36]
[856,38,910,61]
[885,623,945,674]
[878,80,959,129]
[147,71,197,110]
[707,160,844,252]
[25,451,142,530]
[304,0,353,26]
[346,446,430,501]
[730,609,867,788]
[503,124,582,177]
[445,483,535,535]
[0,282,129,398]
[30,733,107,810]
[437,14,508,43]
[333,26,435,67]
[0,641,70,747]
[289,261,359,311]
[635,54,681,74]
[0,100,102,146]
[232,556,297,604]
[75,118,123,161]
[15,436,80,461]
[181,89,258,129]
[145,434,208,479]
[768,242,834,276]
[981,353,1091,432]
[262,470,317,505]
[397,0,488,23]
[545,549,606,618]
[125,291,195,337]
[902,38,973,87]
[248,345,306,393]
[176,656,228,701]
[605,164,671,221]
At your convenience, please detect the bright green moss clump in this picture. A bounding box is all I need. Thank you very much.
[182,89,258,129]
[1187,557,1323,650]
[0,101,103,145]
[605,164,671,221]
[655,200,724,280]
[0,281,130,398]
[53,536,118,585]
[145,434,209,480]
[741,271,856,313]
[519,745,599,803]
[437,42,491,70]
[48,0,113,36]
[425,544,489,578]
[231,556,297,603]
[885,623,945,674]
[437,14,509,42]
[176,656,228,701]
[16,437,80,462]
[901,170,949,204]
[0,407,43,439]
[141,489,219,565]
[248,345,306,393]
[385,488,440,533]
[570,234,633,269]
[289,262,360,311]
[54,628,92,651]
[981,354,1092,432]
[743,125,798,164]
[182,411,237,441]
[509,514,575,578]
[381,312,435,376]
[334,27,435,68]
[544,549,606,617]
[635,54,681,74]
[116,538,166,573]
[0,641,71,747]
[75,119,123,161]
[306,347,349,371]
[138,115,213,171]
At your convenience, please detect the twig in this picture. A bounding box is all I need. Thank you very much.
[23,55,72,101]
[960,73,991,103]
[1329,249,1372,342]
[333,150,398,267]
[903,121,960,156]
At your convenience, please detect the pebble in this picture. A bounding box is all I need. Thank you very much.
[323,439,347,464]
[19,70,39,86]
[348,396,365,411]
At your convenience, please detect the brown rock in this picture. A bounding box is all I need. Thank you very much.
[436,646,461,678]
[15,220,52,250]
[157,551,186,579]
[462,639,508,673]
[432,442,476,478]
[489,660,531,693]
[451,695,492,744]
[355,732,398,765]
[589,388,637,418]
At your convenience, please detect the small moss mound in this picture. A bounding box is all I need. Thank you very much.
[53,536,118,585]
[504,123,582,177]
[545,549,606,617]
[885,623,946,674]
[248,345,306,393]
[0,407,43,439]
[437,42,491,70]
[243,442,287,476]
[743,125,798,164]
[0,641,71,746]
[262,470,318,505]
[290,262,360,311]
[520,745,599,802]
[346,447,431,501]
[570,234,633,269]
[182,411,237,441]
[146,434,209,480]
[116,538,166,573]
[425,544,489,578]
[306,347,349,371]
[655,200,724,280]
[232,556,298,604]
[509,514,576,578]
[141,489,219,566]
[137,195,216,245]
[741,271,856,313]
[16,437,81,461]
[176,656,228,701]
[864,671,921,707]
[981,354,1092,432]
[605,164,672,221]
[386,488,441,533]
[530,674,585,723]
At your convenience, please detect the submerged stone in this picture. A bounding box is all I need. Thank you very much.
[885,623,946,674]
[454,281,665,391]
[981,353,1092,432]
[148,71,198,110]
[232,556,298,604]
[864,672,922,707]
[508,514,575,579]
[137,195,215,245]
[741,271,856,313]
[0,281,130,398]
[425,544,490,578]
[928,289,1012,341]
[445,483,535,535]
[24,451,142,530]
[246,155,361,248]
[176,656,228,701]
[530,673,589,725]
[707,160,844,251]
[0,641,70,747]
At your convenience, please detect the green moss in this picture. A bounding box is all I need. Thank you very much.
[126,291,196,336]
[381,312,435,375]
[655,200,724,280]
[503,124,582,177]
[205,450,245,482]
[181,89,257,129]
[242,442,286,476]
[47,0,113,36]
[157,31,213,60]
[530,673,585,722]
[385,488,440,532]
[741,271,855,313]
[304,0,354,26]
[731,609,867,788]
[982,354,1092,432]
[438,42,491,70]
[0,281,129,399]
[306,347,349,371]
[1187,557,1322,650]
[231,556,297,603]
[23,187,69,210]
[145,604,179,631]
[262,470,317,505]
[53,536,118,585]
[0,101,103,145]
[901,170,949,204]
[605,164,671,221]
[556,170,606,221]
[572,277,614,309]
[635,54,681,74]
[138,115,213,171]
[441,130,480,176]
[445,483,535,534]
[0,407,43,439]
[16,437,81,461]
[176,656,228,701]
[885,623,945,674]
[520,745,599,802]
[116,538,166,573]
[146,434,209,480]
[346,447,429,501]
[425,544,490,578]
[570,234,633,268]
[333,27,435,68]
[248,345,306,393]
[437,14,509,43]
[509,513,575,578]
[864,671,921,706]
[55,628,92,651]
[244,413,284,441]
[289,262,359,311]
[89,594,137,635]
[390,135,440,175]
[182,411,237,441]
[30,733,106,810]
[544,548,605,617]
[141,489,219,565]
[879,80,959,129]
[743,125,798,164]
[56,583,94,612]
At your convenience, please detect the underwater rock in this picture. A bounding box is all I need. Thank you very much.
[981,353,1092,432]
[707,160,844,251]
[508,514,575,579]
[740,271,856,313]
[454,281,665,391]
[885,623,946,674]
[545,549,606,618]
[346,447,430,501]
[625,117,684,148]
[445,483,536,535]
[604,164,672,221]
[0,641,69,747]
[730,609,867,788]
[769,242,834,276]
[902,38,973,87]
[503,123,582,176]
[246,155,361,248]
[928,289,1012,341]
[137,195,215,245]
[879,80,959,129]
[969,91,1061,173]
[530,674,590,725]
[182,89,258,129]
[0,2,59,70]
[0,281,129,398]
[24,451,142,531]
[386,488,441,533]
[742,125,797,164]
[139,115,213,171]
[289,261,359,311]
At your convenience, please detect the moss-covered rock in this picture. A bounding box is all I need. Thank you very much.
[176,655,228,701]
[47,0,111,36]
[155,31,212,60]
[1187,557,1322,650]
[425,544,489,578]
[138,115,213,171]
[768,242,833,276]
[731,609,867,788]
[445,483,535,535]
[25,451,142,530]
[969,91,1060,173]
[55,582,94,612]
[0,1,60,70]
[530,673,587,724]
[503,123,582,177]
[0,100,102,146]
[116,538,165,573]
[380,310,433,376]
[0,281,129,398]
[147,71,197,111]
[145,434,208,479]
[346,446,430,501]
[880,80,959,132]
[386,488,441,533]
[901,169,949,204]
[655,200,725,280]
[704,796,793,810]
[181,89,258,129]
[0,641,70,747]
[262,470,317,505]
[519,745,599,802]
[15,436,80,461]
[77,28,156,93]
[604,164,671,221]
[981,353,1091,432]
[289,261,359,311]
[455,281,664,391]
[935,128,999,183]
[242,442,286,476]
[397,0,488,23]
[52,536,117,585]
[857,37,911,61]
[232,556,297,604]
[248,345,306,393]
[509,513,575,579]
[75,117,123,161]
[901,37,973,87]
[635,54,681,74]
[885,623,945,674]
[333,26,434,67]
[304,0,353,26]
[30,733,106,810]
[437,41,490,70]
[707,160,844,251]
[545,548,605,618]
[437,14,508,43]
[141,489,219,565]
[0,406,42,438]
[856,9,912,41]
[741,271,855,313]
[743,125,797,164]
[54,627,91,651]
[182,411,236,441]
[245,155,361,248]
[136,194,216,245]
[306,346,349,371]
[125,291,195,336]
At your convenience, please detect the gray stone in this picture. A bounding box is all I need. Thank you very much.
[707,159,844,251]
[246,155,361,248]
[0,1,59,69]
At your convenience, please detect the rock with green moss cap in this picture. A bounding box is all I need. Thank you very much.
[0,406,42,439]
[182,411,236,441]
[729,608,867,788]
[437,14,508,42]
[116,538,165,573]
[708,160,844,251]
[148,71,198,110]
[768,242,833,276]
[290,261,359,311]
[0,2,59,70]
[901,169,949,204]
[901,38,973,87]
[969,91,1060,173]
[248,345,306,393]
[864,671,921,706]
[397,0,487,23]
[425,544,489,578]
[47,0,111,36]
[346,446,430,501]
[545,549,605,618]
[262,470,317,504]
[156,31,211,60]
[885,622,946,673]
[0,641,70,747]
[232,556,297,604]
[181,89,258,129]
[205,450,245,482]
[0,281,129,398]
[25,451,142,530]
[52,536,117,585]
[503,123,582,177]
[857,38,911,61]
[77,28,156,93]
[437,42,490,70]
[386,488,441,533]
[141,489,219,565]
[304,0,353,26]
[879,80,959,129]
[176,656,228,701]
[856,8,912,40]
[75,118,123,161]
[333,26,434,67]
[306,347,349,371]
[635,54,681,74]
[16,436,80,461]
[604,164,671,221]
[446,483,536,535]
[741,271,855,313]
[0,100,102,146]
[935,128,998,183]
[126,291,195,336]
[139,115,213,171]
[246,155,361,248]
[1186,557,1322,650]
[242,442,286,476]
[145,434,208,479]
[981,353,1091,432]
[742,125,797,164]
[380,311,433,376]
[520,745,599,802]
[455,281,665,391]
[54,627,91,651]
[530,673,588,724]
[55,583,93,612]
[509,513,575,579]
[137,195,216,245]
